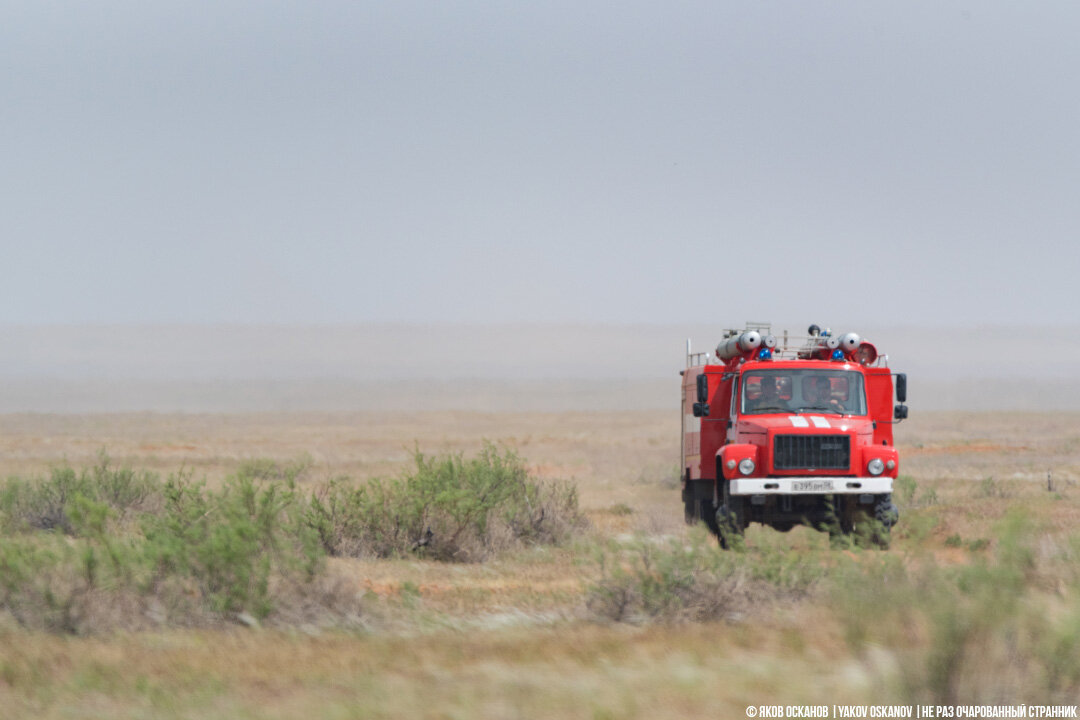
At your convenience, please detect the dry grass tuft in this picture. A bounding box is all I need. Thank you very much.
[586,528,825,624]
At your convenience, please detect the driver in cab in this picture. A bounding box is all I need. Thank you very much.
[807,376,845,413]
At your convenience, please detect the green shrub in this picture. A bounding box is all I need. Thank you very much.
[0,460,329,632]
[0,447,584,632]
[894,474,918,506]
[0,466,91,534]
[235,454,313,484]
[975,475,1016,500]
[0,500,145,635]
[143,470,322,618]
[0,452,158,535]
[587,530,735,623]
[893,475,938,509]
[88,452,159,515]
[307,443,585,561]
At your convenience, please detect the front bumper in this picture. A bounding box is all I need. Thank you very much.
[729,476,893,496]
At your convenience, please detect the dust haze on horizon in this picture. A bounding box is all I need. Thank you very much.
[0,323,1078,413]
[2,1,1078,330]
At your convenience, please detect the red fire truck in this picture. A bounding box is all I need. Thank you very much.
[681,323,907,547]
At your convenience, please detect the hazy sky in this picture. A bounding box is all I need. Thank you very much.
[3,1,1078,326]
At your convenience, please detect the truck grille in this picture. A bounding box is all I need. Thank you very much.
[773,434,850,471]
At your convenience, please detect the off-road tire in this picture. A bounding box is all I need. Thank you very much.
[715,481,745,550]
[866,493,899,549]
[716,503,744,549]
[698,498,721,535]
[874,494,899,529]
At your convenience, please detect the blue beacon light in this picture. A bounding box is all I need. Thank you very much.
[831,349,844,361]
[758,348,772,360]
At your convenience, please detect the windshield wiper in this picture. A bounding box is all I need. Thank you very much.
[794,406,844,415]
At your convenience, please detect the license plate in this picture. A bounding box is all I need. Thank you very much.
[792,480,834,492]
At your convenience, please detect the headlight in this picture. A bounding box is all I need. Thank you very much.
[738,458,755,476]
[867,458,885,476]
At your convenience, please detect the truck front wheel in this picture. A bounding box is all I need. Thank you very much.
[715,481,745,550]
[716,500,745,549]
[844,495,897,549]
[875,494,899,529]
[698,499,721,535]
[865,494,899,549]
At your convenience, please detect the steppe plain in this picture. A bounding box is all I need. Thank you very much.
[0,320,1076,718]
[0,407,1078,718]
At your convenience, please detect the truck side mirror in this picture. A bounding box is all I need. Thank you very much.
[895,373,907,403]
[696,373,709,403]
[693,402,710,418]
[894,404,908,421]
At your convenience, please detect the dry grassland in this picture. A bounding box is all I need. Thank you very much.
[0,410,1078,718]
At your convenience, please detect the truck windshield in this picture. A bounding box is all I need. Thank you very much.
[741,369,867,416]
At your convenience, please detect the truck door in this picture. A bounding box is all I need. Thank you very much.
[865,369,895,447]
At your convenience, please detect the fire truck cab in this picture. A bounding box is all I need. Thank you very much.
[680,323,907,547]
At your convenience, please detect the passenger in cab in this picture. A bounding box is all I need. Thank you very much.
[747,376,787,413]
